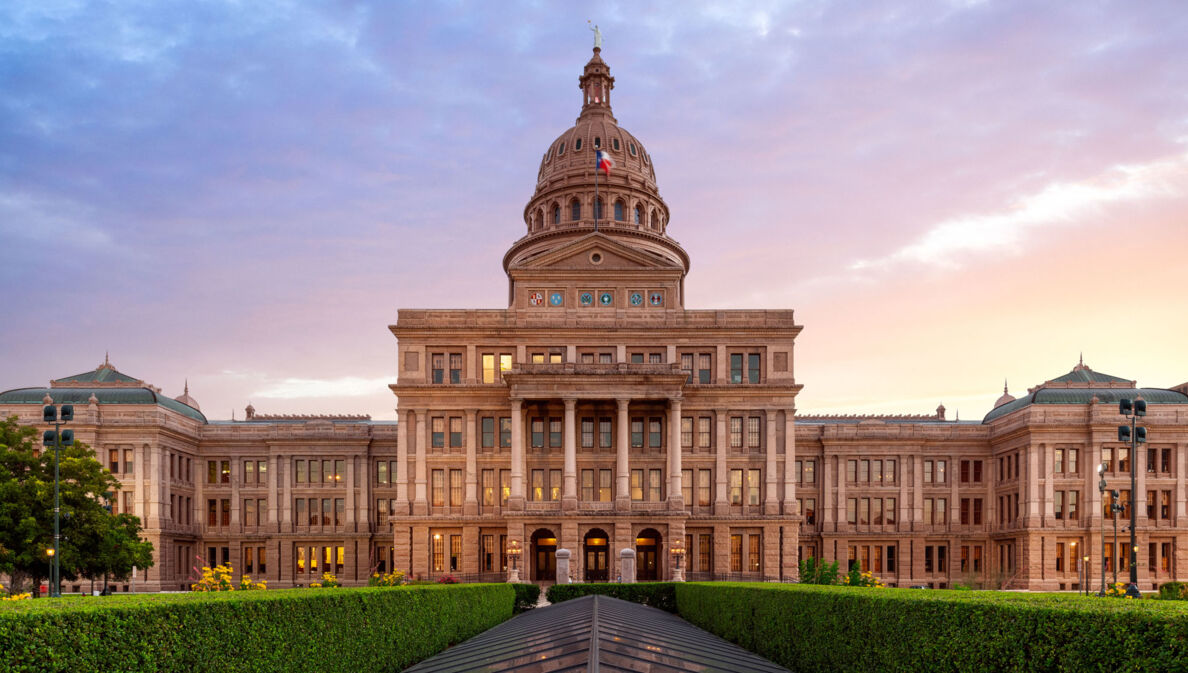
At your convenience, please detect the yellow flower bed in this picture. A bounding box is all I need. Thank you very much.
[0,583,32,601]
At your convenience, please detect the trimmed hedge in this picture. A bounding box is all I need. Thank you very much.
[1160,581,1188,600]
[546,582,677,612]
[513,582,541,612]
[0,584,513,672]
[675,583,1188,672]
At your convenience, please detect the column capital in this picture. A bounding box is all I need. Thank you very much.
[465,408,478,418]
[563,397,578,409]
[669,397,683,410]
[616,397,631,409]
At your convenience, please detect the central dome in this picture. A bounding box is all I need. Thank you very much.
[523,48,670,236]
[508,47,683,272]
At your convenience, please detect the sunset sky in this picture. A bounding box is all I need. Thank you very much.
[2,1,1186,422]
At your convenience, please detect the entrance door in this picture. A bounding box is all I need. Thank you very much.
[532,529,557,581]
[636,529,661,581]
[584,528,610,582]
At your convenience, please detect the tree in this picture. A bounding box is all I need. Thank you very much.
[0,415,154,592]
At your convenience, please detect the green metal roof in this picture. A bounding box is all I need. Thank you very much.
[983,387,1188,423]
[51,365,141,385]
[0,387,207,423]
[1047,367,1132,384]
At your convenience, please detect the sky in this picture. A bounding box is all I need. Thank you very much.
[2,0,1186,422]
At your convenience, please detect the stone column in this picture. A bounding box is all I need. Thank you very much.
[783,411,796,514]
[358,453,370,530]
[714,410,728,511]
[1025,445,1040,525]
[162,449,172,524]
[563,398,578,511]
[668,398,683,508]
[231,456,240,529]
[821,456,833,532]
[464,410,478,515]
[268,453,279,527]
[147,444,161,525]
[134,444,146,519]
[395,410,410,515]
[765,412,778,514]
[509,399,525,510]
[616,398,631,511]
[1042,445,1055,522]
[413,411,428,515]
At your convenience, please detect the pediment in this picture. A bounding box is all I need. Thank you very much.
[510,233,682,272]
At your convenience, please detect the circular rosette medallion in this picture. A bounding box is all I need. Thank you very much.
[630,292,643,306]
[649,292,663,306]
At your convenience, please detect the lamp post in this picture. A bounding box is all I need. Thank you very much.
[1118,398,1146,598]
[507,539,521,583]
[670,539,686,582]
[1083,555,1090,597]
[1097,463,1108,596]
[1112,489,1121,589]
[1070,541,1078,593]
[42,403,74,599]
[45,548,55,597]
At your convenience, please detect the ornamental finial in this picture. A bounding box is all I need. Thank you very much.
[588,21,602,49]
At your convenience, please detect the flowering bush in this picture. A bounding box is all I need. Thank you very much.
[369,571,406,587]
[436,574,459,584]
[843,568,885,588]
[311,572,340,588]
[0,583,31,601]
[238,575,267,591]
[1105,582,1135,598]
[191,564,235,592]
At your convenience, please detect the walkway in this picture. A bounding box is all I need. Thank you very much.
[404,594,789,672]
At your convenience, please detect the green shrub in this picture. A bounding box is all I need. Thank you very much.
[798,557,839,585]
[0,584,513,672]
[513,583,540,612]
[675,583,1188,672]
[546,582,677,612]
[1159,582,1188,600]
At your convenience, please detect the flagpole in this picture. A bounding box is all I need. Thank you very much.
[594,151,599,232]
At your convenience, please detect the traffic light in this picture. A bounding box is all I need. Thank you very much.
[43,405,57,423]
[1119,398,1133,416]
[1135,427,1147,443]
[1118,425,1131,442]
[60,429,74,446]
[1134,400,1147,417]
[60,404,74,422]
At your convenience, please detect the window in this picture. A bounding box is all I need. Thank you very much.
[884,459,895,483]
[244,498,256,527]
[649,468,662,501]
[449,417,462,448]
[481,417,495,449]
[730,354,743,383]
[431,470,445,507]
[698,469,711,506]
[582,418,595,448]
[581,469,594,501]
[803,498,816,525]
[924,460,932,483]
[110,449,119,473]
[549,469,562,501]
[1055,449,1063,473]
[124,449,134,474]
[1162,448,1172,473]
[221,499,230,526]
[431,418,444,448]
[431,353,444,383]
[1162,490,1171,519]
[553,204,560,224]
[746,416,761,449]
[748,534,761,572]
[730,535,743,572]
[748,354,760,383]
[1055,491,1064,520]
[746,469,760,506]
[481,354,512,384]
[221,461,230,483]
[599,418,612,449]
[729,417,743,449]
[531,418,544,448]
[729,469,743,505]
[294,459,306,484]
[633,205,641,224]
[449,469,463,507]
[614,200,624,221]
[631,469,644,501]
[847,497,857,524]
[648,418,662,449]
[1102,447,1114,473]
[885,497,897,525]
[594,197,604,220]
[482,469,495,507]
[681,417,693,448]
[1067,449,1078,474]
[531,469,545,501]
[631,419,644,448]
[1068,491,1078,520]
[598,469,612,502]
[1119,448,1130,473]
[576,138,583,150]
[698,417,712,449]
[500,470,510,506]
[571,199,580,221]
[448,353,462,383]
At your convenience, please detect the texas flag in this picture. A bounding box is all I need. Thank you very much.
[596,149,614,175]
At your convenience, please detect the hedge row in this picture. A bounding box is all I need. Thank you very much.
[675,583,1188,673]
[0,584,513,673]
[546,582,677,612]
[512,582,541,612]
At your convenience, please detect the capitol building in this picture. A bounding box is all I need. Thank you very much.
[3,47,1187,593]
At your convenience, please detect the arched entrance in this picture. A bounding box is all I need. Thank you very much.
[531,528,557,581]
[636,528,662,581]
[584,528,610,582]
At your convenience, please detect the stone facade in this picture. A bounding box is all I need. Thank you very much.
[3,48,1188,593]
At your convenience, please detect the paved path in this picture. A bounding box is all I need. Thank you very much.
[405,594,789,672]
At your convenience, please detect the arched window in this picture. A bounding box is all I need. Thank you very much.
[571,200,581,221]
[614,200,625,222]
[594,137,601,149]
[594,197,604,221]
[575,138,583,151]
[536,208,544,231]
[552,204,561,225]
[629,142,637,156]
[649,210,657,229]
[612,138,620,151]
[559,142,566,155]
[633,205,642,224]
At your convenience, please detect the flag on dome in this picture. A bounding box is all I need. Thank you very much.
[596,150,614,175]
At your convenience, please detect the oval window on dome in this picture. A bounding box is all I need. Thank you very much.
[629,142,637,156]
[559,142,566,155]
[575,137,583,151]
[612,138,620,151]
[594,137,601,149]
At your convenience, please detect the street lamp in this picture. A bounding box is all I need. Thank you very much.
[1070,542,1078,593]
[670,539,686,582]
[507,539,521,583]
[1083,555,1090,597]
[1118,398,1146,598]
[1097,463,1108,596]
[45,548,55,597]
[42,403,74,599]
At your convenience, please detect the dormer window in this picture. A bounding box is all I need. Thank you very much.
[594,137,601,149]
[612,138,620,151]
[629,142,637,156]
[559,142,566,155]
[575,138,583,151]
